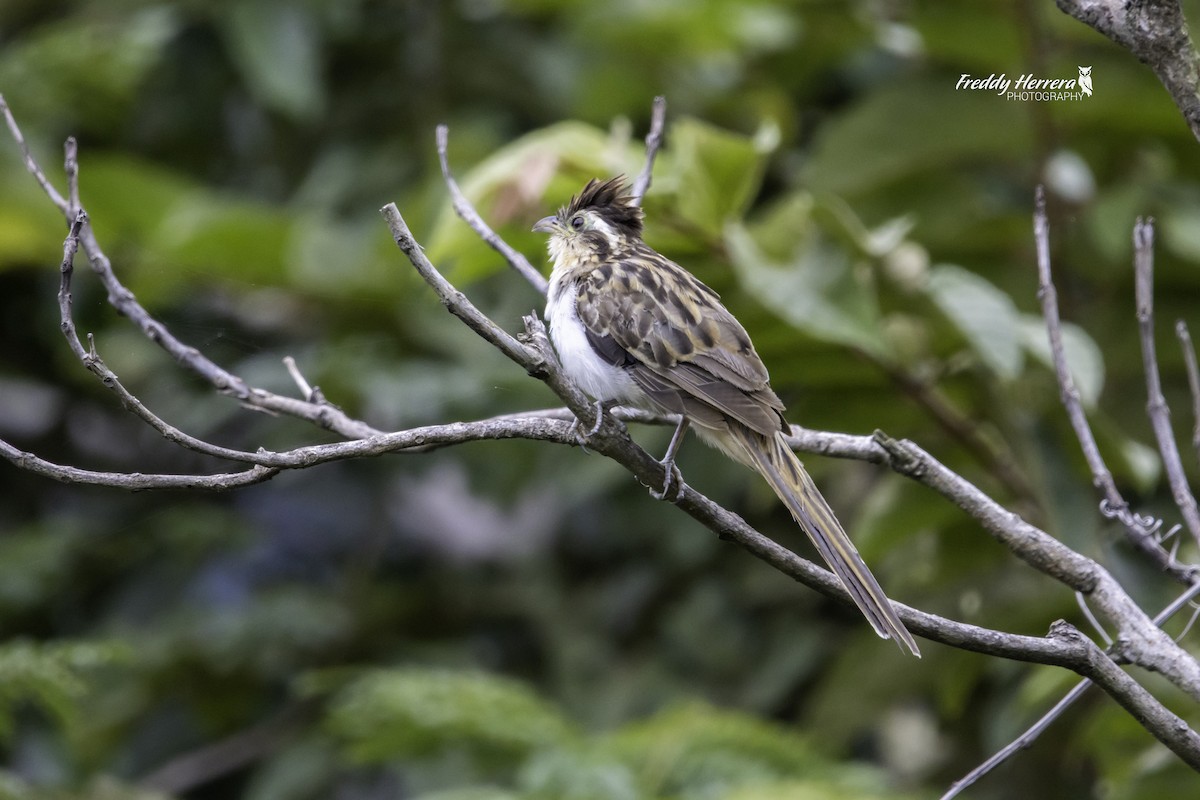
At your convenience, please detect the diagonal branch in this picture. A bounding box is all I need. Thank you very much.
[1056,0,1200,142]
[0,94,384,440]
[942,576,1200,798]
[630,95,666,207]
[1134,217,1200,547]
[1035,187,1199,581]
[436,124,549,296]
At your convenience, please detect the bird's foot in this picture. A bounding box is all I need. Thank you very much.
[569,400,607,453]
[648,458,684,503]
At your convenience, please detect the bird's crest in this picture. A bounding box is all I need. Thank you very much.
[564,177,644,238]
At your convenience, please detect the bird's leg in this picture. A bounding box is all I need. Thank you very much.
[569,399,609,453]
[649,417,689,502]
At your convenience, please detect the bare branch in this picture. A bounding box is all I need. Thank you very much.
[1056,0,1200,142]
[630,95,666,206]
[1035,187,1198,583]
[436,124,549,295]
[1134,217,1200,547]
[1177,320,1200,465]
[379,203,541,372]
[870,429,1200,699]
[944,576,1200,797]
[0,437,280,491]
[54,213,294,466]
[380,197,1200,704]
[1,97,384,440]
[0,94,70,212]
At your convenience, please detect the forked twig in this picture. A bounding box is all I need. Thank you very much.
[630,95,666,206]
[1134,217,1200,546]
[0,95,383,440]
[1034,187,1197,583]
[435,124,549,296]
[942,577,1200,799]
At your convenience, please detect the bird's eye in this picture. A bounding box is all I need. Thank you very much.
[570,215,585,230]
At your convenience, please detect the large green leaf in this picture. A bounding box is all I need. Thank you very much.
[0,9,178,131]
[221,0,325,120]
[1018,314,1106,408]
[725,218,890,357]
[803,81,1034,196]
[669,116,777,234]
[426,121,632,284]
[927,263,1023,379]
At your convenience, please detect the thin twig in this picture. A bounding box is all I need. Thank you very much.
[942,679,1092,800]
[435,124,549,295]
[1035,187,1197,583]
[0,437,280,491]
[1134,217,1200,547]
[942,576,1200,798]
[630,95,666,206]
[53,211,287,466]
[64,135,80,215]
[380,203,539,370]
[1,96,384,440]
[1075,591,1112,645]
[0,94,70,212]
[1176,320,1200,465]
[283,356,314,399]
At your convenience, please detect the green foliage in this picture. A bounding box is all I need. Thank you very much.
[0,773,171,800]
[304,671,917,800]
[312,668,576,764]
[0,640,129,741]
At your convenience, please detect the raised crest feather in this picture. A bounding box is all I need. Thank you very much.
[563,176,644,238]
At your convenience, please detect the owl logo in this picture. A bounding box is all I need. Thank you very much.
[1078,66,1093,97]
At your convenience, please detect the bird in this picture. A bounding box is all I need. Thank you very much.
[532,176,920,657]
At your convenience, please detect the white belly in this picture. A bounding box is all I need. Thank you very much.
[546,280,642,404]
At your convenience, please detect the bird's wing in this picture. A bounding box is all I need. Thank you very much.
[574,251,785,437]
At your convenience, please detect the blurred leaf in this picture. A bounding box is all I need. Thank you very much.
[726,219,890,357]
[927,263,1023,379]
[1116,436,1162,493]
[0,526,81,613]
[0,639,130,741]
[221,0,325,120]
[319,669,575,764]
[0,8,178,130]
[0,773,174,800]
[413,791,523,800]
[1018,314,1106,408]
[804,81,1033,196]
[427,122,628,284]
[669,117,776,234]
[814,195,916,259]
[518,749,640,800]
[604,701,822,794]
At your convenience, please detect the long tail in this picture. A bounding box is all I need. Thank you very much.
[726,423,920,657]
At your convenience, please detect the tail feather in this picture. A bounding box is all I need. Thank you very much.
[727,424,920,657]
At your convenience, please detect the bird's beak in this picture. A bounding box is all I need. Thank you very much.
[532,215,558,234]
